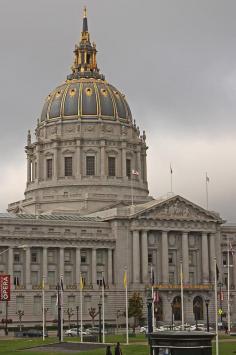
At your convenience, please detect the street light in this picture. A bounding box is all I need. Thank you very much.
[98,302,102,343]
[205,298,210,332]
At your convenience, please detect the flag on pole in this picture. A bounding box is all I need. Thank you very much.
[80,274,84,290]
[230,242,234,255]
[216,263,220,281]
[132,169,139,176]
[60,277,64,292]
[123,271,127,288]
[170,164,173,174]
[102,277,106,289]
[206,173,210,183]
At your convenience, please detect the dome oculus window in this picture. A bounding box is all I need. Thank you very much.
[69,88,76,97]
[85,87,93,96]
[101,88,108,97]
[56,90,61,98]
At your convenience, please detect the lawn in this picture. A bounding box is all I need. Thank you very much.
[0,335,234,354]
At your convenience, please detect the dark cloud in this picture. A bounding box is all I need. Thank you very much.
[0,0,235,219]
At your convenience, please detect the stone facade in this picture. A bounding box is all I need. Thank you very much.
[1,9,236,328]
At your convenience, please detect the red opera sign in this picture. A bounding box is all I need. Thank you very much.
[0,275,10,301]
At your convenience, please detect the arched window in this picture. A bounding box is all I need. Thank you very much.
[172,296,181,321]
[193,296,204,320]
[154,294,163,322]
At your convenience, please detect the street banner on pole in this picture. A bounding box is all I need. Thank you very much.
[0,275,10,301]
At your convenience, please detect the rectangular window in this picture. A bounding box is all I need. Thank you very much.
[14,252,20,263]
[148,252,153,264]
[16,296,24,312]
[108,157,116,176]
[65,271,72,285]
[169,272,175,284]
[81,251,87,264]
[48,271,56,286]
[97,271,103,286]
[31,252,38,263]
[33,296,41,315]
[46,158,52,179]
[68,295,75,307]
[14,271,21,286]
[86,156,95,176]
[126,159,131,178]
[189,251,195,266]
[48,251,54,263]
[65,157,73,177]
[64,250,71,263]
[222,252,227,266]
[97,250,104,265]
[189,272,195,284]
[31,271,39,286]
[168,253,173,265]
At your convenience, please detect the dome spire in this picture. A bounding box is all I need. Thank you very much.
[67,7,105,81]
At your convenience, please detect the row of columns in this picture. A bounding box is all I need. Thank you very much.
[7,246,113,287]
[27,141,147,183]
[132,230,217,285]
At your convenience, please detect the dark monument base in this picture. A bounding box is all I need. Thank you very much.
[148,331,215,355]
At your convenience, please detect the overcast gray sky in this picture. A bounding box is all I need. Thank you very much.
[0,0,235,221]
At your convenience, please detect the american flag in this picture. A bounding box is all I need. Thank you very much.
[132,170,139,176]
[229,242,234,255]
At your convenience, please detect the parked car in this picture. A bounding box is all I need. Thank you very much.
[86,326,107,335]
[22,329,48,337]
[65,328,87,336]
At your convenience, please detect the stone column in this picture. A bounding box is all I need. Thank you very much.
[143,151,147,182]
[8,247,13,286]
[201,233,209,283]
[92,248,97,286]
[141,230,148,284]
[42,247,48,284]
[137,149,141,181]
[132,231,140,283]
[36,145,40,181]
[121,142,126,178]
[100,141,105,177]
[75,248,81,286]
[27,156,31,184]
[161,231,169,283]
[59,248,64,280]
[182,232,189,284]
[53,143,58,179]
[209,233,216,282]
[108,249,113,285]
[76,139,81,178]
[25,247,31,288]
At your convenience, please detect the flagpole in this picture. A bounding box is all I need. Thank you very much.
[214,257,219,355]
[206,172,209,210]
[180,260,184,330]
[60,276,64,342]
[227,237,231,333]
[42,276,45,341]
[102,275,105,343]
[80,274,83,343]
[151,266,155,330]
[124,268,129,345]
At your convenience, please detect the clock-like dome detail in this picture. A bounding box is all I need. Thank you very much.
[41,80,132,122]
[40,7,132,124]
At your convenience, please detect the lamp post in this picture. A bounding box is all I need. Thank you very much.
[146,289,153,334]
[56,282,62,342]
[205,298,210,332]
[76,306,79,336]
[98,302,102,343]
[218,282,223,325]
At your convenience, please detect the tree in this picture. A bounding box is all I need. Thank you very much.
[88,307,99,327]
[128,292,143,333]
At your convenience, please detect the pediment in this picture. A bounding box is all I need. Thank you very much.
[134,195,222,222]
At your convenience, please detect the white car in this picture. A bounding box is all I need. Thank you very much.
[65,328,87,336]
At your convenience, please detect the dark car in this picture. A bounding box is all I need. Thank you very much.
[23,329,48,337]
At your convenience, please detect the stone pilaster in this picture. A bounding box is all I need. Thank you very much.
[75,248,81,285]
[53,143,58,179]
[92,248,97,286]
[27,156,31,183]
[76,140,81,178]
[141,230,148,284]
[108,249,113,285]
[201,233,209,283]
[132,230,140,283]
[182,232,189,284]
[161,231,169,283]
[121,142,126,178]
[100,141,105,177]
[42,247,48,284]
[137,149,141,181]
[25,247,31,288]
[8,247,13,286]
[59,247,64,280]
[209,233,216,282]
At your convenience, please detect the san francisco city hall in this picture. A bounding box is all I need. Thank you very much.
[0,10,235,327]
